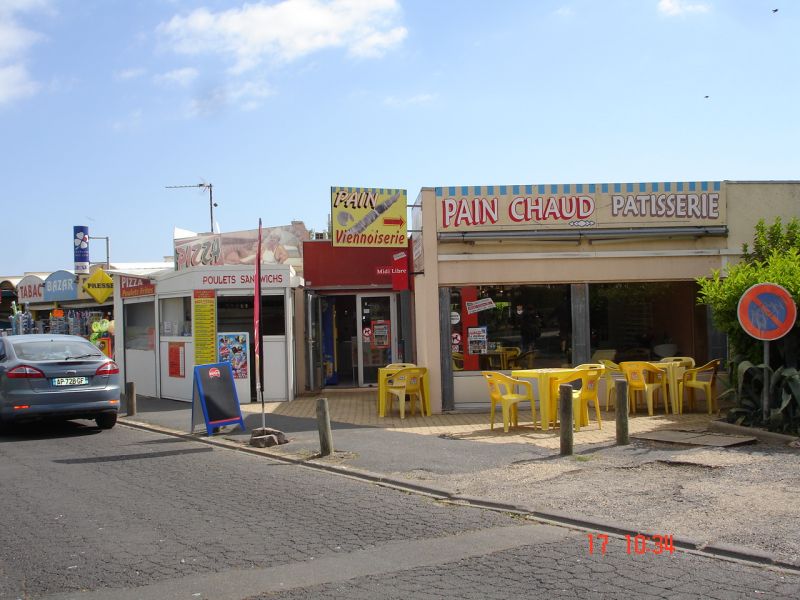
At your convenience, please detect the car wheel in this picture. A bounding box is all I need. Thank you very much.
[95,412,117,430]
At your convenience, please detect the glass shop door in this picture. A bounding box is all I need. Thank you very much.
[356,293,397,386]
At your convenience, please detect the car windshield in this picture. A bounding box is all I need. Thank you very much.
[11,339,103,361]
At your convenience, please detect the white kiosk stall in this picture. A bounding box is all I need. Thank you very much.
[116,264,301,403]
[113,274,160,398]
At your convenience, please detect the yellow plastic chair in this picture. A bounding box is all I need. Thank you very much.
[679,359,720,414]
[599,359,626,410]
[620,361,668,416]
[660,356,696,369]
[573,364,605,429]
[509,350,535,369]
[385,367,427,419]
[481,371,535,433]
[548,370,587,431]
[591,349,617,362]
[502,347,521,369]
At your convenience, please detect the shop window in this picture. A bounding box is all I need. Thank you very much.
[589,282,704,363]
[449,284,571,371]
[262,295,285,336]
[124,302,155,350]
[160,297,192,337]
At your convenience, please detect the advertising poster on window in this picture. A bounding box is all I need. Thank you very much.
[217,332,249,380]
[193,290,217,365]
[466,297,496,315]
[168,342,185,378]
[371,320,390,349]
[468,326,488,355]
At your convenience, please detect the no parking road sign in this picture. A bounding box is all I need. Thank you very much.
[737,283,797,341]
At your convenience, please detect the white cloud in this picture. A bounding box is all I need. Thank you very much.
[186,78,273,117]
[0,64,38,104]
[0,0,49,106]
[228,79,273,110]
[383,92,436,108]
[157,0,407,73]
[111,109,143,132]
[115,67,147,81]
[349,25,407,58]
[554,6,575,18]
[657,0,710,16]
[155,67,199,87]
[0,15,41,62]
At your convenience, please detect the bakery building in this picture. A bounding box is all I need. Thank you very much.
[411,180,800,411]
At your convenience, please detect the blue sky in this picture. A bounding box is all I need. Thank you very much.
[2,0,797,275]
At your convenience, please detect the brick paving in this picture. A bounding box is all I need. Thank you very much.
[241,390,716,451]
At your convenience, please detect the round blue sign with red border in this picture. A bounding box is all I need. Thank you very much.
[737,283,797,341]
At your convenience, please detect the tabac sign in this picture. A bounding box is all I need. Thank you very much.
[83,268,114,303]
[17,275,45,304]
[331,187,407,247]
[435,181,726,232]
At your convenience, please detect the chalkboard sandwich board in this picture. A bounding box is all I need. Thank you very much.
[191,362,246,436]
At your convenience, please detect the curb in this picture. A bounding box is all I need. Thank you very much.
[708,419,800,445]
[118,417,800,573]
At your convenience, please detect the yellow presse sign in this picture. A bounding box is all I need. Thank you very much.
[331,187,407,247]
[83,268,114,304]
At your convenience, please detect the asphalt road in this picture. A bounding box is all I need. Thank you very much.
[0,420,798,600]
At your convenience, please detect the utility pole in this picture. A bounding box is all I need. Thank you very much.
[91,236,111,269]
[166,183,217,232]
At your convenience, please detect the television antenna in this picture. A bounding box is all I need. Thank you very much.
[165,182,217,232]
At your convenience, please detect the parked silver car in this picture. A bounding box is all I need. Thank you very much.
[0,334,120,429]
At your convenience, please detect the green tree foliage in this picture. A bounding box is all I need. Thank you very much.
[697,217,800,364]
[742,216,800,263]
[698,217,800,432]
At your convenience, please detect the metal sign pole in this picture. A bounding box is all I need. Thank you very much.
[762,340,770,424]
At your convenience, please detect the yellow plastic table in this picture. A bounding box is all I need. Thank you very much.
[647,361,685,414]
[511,367,579,430]
[377,366,431,417]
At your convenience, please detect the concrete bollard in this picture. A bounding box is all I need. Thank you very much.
[316,397,333,457]
[615,380,630,445]
[125,381,136,417]
[559,384,573,456]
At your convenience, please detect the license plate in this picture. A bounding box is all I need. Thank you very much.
[52,377,89,386]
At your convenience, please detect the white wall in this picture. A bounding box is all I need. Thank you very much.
[263,336,287,400]
[160,338,195,401]
[126,349,157,397]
